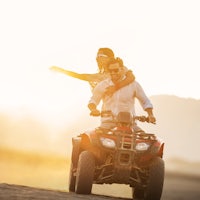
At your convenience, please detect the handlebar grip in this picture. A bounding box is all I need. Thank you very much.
[135,116,148,122]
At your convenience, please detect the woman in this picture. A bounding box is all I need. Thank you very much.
[50,47,135,96]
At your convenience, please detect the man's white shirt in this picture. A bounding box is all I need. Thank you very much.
[89,78,153,117]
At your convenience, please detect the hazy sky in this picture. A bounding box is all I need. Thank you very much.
[0,0,200,125]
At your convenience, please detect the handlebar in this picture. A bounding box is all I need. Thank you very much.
[134,116,156,124]
[134,116,149,122]
[90,110,155,124]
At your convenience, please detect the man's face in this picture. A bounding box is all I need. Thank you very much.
[108,63,123,82]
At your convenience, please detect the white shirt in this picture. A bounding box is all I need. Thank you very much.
[89,78,153,117]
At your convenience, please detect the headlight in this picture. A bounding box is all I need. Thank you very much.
[100,137,116,148]
[135,142,150,151]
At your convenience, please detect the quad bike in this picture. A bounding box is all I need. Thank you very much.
[68,111,165,200]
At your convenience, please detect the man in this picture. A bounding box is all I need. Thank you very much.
[88,58,156,132]
[50,47,135,96]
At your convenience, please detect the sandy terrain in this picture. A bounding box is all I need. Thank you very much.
[0,148,200,200]
[0,172,200,200]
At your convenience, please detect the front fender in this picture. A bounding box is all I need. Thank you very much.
[158,143,165,158]
[151,139,165,158]
[80,129,100,147]
[79,130,102,160]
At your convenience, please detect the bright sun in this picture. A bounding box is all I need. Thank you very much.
[0,67,92,130]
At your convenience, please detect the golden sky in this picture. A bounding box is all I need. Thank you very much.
[0,0,200,126]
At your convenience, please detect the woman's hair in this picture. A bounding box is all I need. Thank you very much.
[97,47,115,58]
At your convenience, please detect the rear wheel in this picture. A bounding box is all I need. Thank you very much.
[68,140,80,192]
[68,162,76,192]
[75,151,95,194]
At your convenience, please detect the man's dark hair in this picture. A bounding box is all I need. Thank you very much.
[107,57,124,68]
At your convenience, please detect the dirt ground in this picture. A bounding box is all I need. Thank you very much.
[0,172,200,200]
[1,148,200,200]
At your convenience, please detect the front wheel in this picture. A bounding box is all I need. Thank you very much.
[132,187,144,199]
[75,151,95,194]
[145,157,165,200]
[132,157,164,200]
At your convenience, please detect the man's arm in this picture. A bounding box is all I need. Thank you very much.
[88,80,108,116]
[134,81,156,124]
[145,108,156,124]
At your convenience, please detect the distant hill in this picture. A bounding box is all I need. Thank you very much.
[64,95,200,162]
[149,95,200,162]
[1,95,200,164]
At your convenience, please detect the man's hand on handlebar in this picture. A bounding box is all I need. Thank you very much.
[88,103,100,116]
[90,109,101,116]
[135,115,156,124]
[148,115,156,124]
